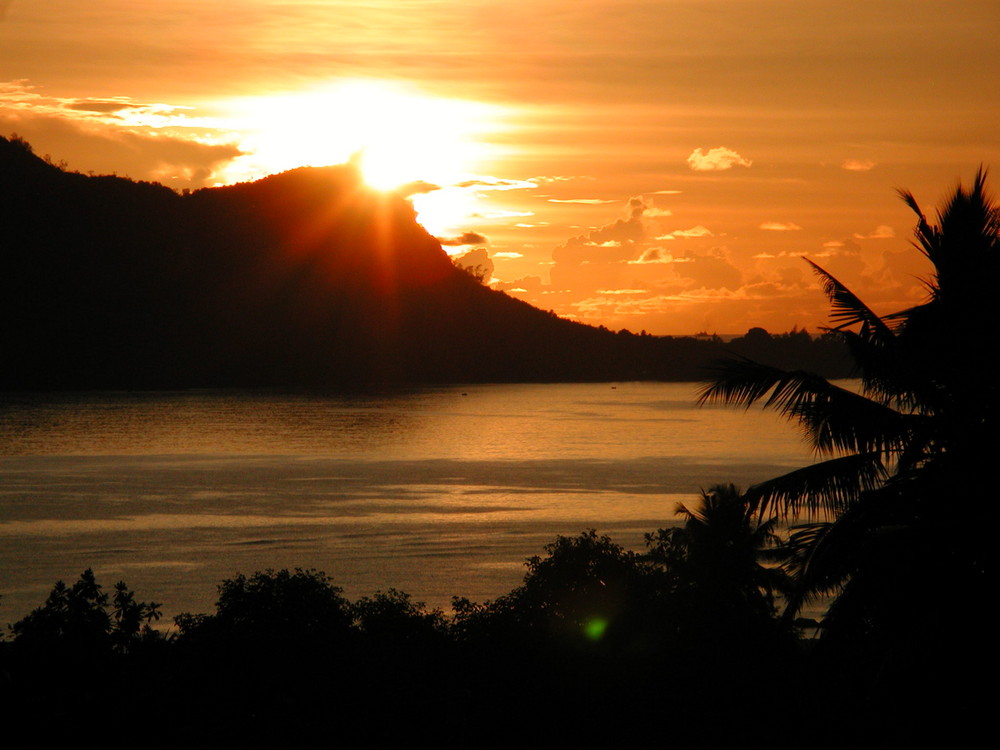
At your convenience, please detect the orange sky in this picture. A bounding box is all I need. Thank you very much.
[3,1,999,335]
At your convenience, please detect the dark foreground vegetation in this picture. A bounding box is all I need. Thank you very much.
[0,505,838,745]
[1,488,982,746]
[0,134,850,388]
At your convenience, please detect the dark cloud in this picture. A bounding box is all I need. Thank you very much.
[395,179,440,196]
[65,100,142,114]
[632,247,672,264]
[437,231,488,247]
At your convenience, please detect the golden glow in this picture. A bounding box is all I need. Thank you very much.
[209,80,514,236]
[411,187,481,239]
[217,80,506,190]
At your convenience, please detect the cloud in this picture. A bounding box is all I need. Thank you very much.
[0,80,241,189]
[751,250,806,261]
[572,294,663,317]
[628,247,677,264]
[455,177,536,191]
[554,197,651,261]
[529,175,595,184]
[687,147,752,171]
[474,209,534,218]
[64,100,145,114]
[759,221,802,231]
[492,251,523,259]
[395,179,440,196]
[667,249,743,291]
[667,225,713,239]
[853,225,895,239]
[548,197,663,290]
[1,81,180,125]
[493,275,546,294]
[547,198,618,204]
[544,196,752,317]
[842,159,876,171]
[437,231,488,246]
[451,247,494,280]
[648,189,683,195]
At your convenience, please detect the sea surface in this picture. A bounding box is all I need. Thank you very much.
[0,382,816,625]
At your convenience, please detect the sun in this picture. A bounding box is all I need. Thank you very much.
[220,80,501,189]
[346,87,485,191]
[215,80,506,233]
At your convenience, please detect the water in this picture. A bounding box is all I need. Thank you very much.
[0,382,814,625]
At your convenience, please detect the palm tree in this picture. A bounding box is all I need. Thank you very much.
[646,483,789,623]
[698,171,997,646]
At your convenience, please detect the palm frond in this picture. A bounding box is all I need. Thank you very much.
[897,187,939,263]
[789,385,918,456]
[837,329,923,411]
[775,521,841,619]
[698,357,832,410]
[743,452,887,519]
[699,358,913,456]
[903,168,1000,304]
[804,258,896,340]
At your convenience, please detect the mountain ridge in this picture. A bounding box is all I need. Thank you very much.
[0,135,847,389]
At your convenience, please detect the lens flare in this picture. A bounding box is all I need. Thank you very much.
[583,616,609,641]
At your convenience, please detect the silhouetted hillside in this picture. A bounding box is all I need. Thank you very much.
[0,136,851,389]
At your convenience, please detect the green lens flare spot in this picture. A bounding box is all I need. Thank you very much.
[584,616,608,641]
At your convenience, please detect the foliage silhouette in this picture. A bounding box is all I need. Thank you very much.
[352,587,447,642]
[699,171,997,739]
[645,483,789,630]
[3,570,167,739]
[453,530,667,653]
[9,568,161,655]
[174,567,353,646]
[0,531,809,743]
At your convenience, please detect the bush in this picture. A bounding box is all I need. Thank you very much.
[174,568,353,645]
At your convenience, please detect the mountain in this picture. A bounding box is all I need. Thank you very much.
[0,135,846,389]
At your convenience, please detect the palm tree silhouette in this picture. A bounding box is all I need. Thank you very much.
[698,171,996,648]
[647,483,788,621]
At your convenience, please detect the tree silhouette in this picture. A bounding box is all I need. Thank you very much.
[645,483,788,626]
[174,568,353,647]
[457,529,663,650]
[698,172,997,734]
[9,569,161,655]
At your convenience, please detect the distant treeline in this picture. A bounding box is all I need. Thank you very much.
[1,135,851,390]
